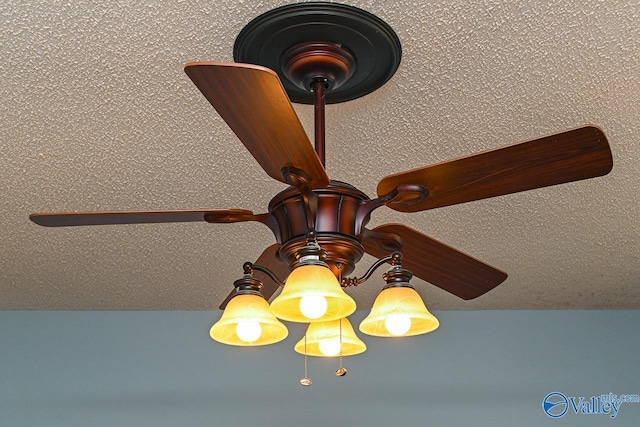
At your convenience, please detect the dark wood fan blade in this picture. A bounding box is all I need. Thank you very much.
[378,126,613,212]
[363,224,507,300]
[184,62,330,189]
[219,244,291,309]
[251,245,290,302]
[29,209,268,227]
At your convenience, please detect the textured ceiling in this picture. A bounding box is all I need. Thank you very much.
[2,0,639,310]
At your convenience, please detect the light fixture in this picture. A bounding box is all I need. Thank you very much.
[270,240,356,323]
[210,263,288,346]
[359,257,439,337]
[213,251,438,384]
[294,318,366,357]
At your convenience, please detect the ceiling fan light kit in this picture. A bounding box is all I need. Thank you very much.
[269,240,357,323]
[209,263,288,346]
[359,257,440,338]
[29,2,614,385]
[210,294,288,346]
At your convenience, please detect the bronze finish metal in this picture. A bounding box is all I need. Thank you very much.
[219,244,289,309]
[282,41,357,167]
[341,252,401,288]
[282,42,356,92]
[267,181,373,276]
[233,2,402,104]
[313,79,326,166]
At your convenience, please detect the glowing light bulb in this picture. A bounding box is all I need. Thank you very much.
[319,338,341,356]
[235,321,262,343]
[385,314,411,336]
[299,295,328,319]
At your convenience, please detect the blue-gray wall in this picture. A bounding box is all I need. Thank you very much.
[1,310,639,426]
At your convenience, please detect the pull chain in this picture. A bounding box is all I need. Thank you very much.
[336,263,347,377]
[300,325,312,386]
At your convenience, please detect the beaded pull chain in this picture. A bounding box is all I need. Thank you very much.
[336,263,347,377]
[300,325,312,386]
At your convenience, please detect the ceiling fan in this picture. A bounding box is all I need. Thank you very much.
[30,2,613,309]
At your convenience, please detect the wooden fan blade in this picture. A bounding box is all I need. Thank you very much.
[219,244,291,309]
[250,245,290,302]
[378,125,613,212]
[29,209,268,227]
[363,224,508,300]
[184,62,330,189]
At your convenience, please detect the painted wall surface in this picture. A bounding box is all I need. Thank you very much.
[1,310,639,426]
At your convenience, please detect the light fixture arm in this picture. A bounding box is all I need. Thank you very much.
[243,262,285,287]
[341,251,403,287]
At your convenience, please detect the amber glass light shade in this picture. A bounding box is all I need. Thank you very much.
[210,294,288,346]
[270,263,356,323]
[294,318,366,357]
[359,286,439,337]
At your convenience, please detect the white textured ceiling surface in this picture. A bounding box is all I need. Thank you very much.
[2,0,639,310]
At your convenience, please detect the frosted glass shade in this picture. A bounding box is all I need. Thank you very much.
[294,318,366,357]
[270,263,356,323]
[210,294,288,346]
[359,286,439,337]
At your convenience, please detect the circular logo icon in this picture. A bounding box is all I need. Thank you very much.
[543,392,568,418]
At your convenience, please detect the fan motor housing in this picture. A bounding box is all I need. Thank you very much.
[269,181,370,275]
